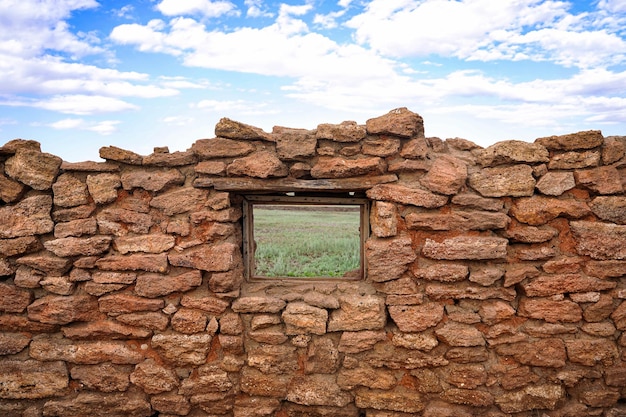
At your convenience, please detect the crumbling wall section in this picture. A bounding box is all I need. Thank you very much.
[1,108,626,416]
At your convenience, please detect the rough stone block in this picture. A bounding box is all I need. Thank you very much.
[0,195,54,238]
[469,165,535,197]
[422,236,508,260]
[4,148,62,190]
[328,295,386,331]
[0,360,68,399]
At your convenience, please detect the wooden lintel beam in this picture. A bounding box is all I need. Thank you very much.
[193,174,398,192]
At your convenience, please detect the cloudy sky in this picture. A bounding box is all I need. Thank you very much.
[1,0,625,161]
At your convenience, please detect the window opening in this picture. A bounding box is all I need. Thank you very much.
[243,194,369,280]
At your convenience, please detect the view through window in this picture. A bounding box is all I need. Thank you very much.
[243,195,368,279]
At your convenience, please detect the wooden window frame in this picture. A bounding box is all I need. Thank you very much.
[242,194,369,281]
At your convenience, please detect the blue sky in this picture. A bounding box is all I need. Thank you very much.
[1,0,625,162]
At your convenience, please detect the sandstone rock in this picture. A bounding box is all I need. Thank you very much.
[0,171,26,203]
[130,359,179,394]
[420,155,467,195]
[44,236,112,257]
[43,391,151,417]
[88,273,132,287]
[61,320,151,339]
[504,223,558,243]
[365,235,416,282]
[571,220,626,260]
[180,293,230,314]
[247,344,298,374]
[282,302,327,335]
[99,145,143,164]
[4,148,62,190]
[584,260,626,278]
[518,297,582,323]
[27,294,98,324]
[400,137,429,159]
[0,236,41,257]
[522,273,616,297]
[52,173,89,208]
[96,253,168,273]
[535,171,576,196]
[115,312,169,331]
[328,295,386,331]
[366,107,425,138]
[0,283,32,313]
[195,160,227,175]
[355,386,425,413]
[39,276,75,295]
[30,336,144,364]
[496,384,564,413]
[477,140,549,166]
[113,234,175,254]
[362,136,402,157]
[232,296,287,314]
[405,210,510,231]
[273,126,317,160]
[337,365,396,390]
[151,333,212,366]
[0,195,53,238]
[209,268,244,293]
[240,366,290,397]
[287,374,352,407]
[135,270,202,298]
[412,263,469,282]
[121,168,184,191]
[435,322,484,347]
[444,364,486,389]
[192,138,256,158]
[565,338,618,366]
[549,150,601,169]
[99,293,164,315]
[451,192,503,211]
[391,332,438,351]
[575,165,624,194]
[422,236,508,260]
[367,183,448,208]
[388,303,444,332]
[500,366,540,390]
[86,173,121,204]
[149,187,209,215]
[316,121,367,142]
[97,208,153,235]
[337,330,387,353]
[469,266,504,286]
[425,283,516,301]
[151,392,192,416]
[0,359,67,399]
[227,150,288,178]
[70,363,131,392]
[0,332,31,355]
[311,156,385,178]
[439,388,494,407]
[590,196,626,224]
[603,136,626,163]
[54,217,97,238]
[169,242,240,272]
[536,130,603,150]
[171,308,207,334]
[143,149,197,166]
[510,196,590,225]
[469,165,536,197]
[497,338,566,367]
[478,300,516,325]
[215,117,272,140]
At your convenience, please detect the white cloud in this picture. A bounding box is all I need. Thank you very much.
[156,0,238,18]
[345,0,625,69]
[32,95,139,115]
[245,0,273,18]
[162,115,195,126]
[194,99,277,115]
[49,118,121,135]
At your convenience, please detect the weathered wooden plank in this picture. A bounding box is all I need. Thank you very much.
[193,174,398,191]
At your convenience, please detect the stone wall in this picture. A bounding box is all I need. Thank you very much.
[1,108,626,416]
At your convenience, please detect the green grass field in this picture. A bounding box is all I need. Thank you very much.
[253,206,361,278]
